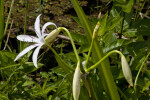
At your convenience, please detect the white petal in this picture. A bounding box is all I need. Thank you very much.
[35,14,42,38]
[17,35,39,43]
[42,33,48,37]
[32,45,43,68]
[14,44,39,61]
[42,22,57,35]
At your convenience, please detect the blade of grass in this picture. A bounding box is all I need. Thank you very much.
[4,0,14,36]
[3,20,14,52]
[70,0,120,99]
[0,0,5,49]
[3,0,14,52]
[134,52,150,91]
[24,0,28,34]
[0,64,21,70]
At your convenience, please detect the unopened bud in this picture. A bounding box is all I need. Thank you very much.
[93,21,100,38]
[45,28,61,43]
[121,55,133,86]
[73,62,81,100]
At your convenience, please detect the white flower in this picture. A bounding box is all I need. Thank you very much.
[14,14,57,68]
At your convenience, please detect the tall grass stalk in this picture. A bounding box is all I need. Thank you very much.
[3,20,14,52]
[3,0,14,52]
[24,0,28,34]
[4,0,14,36]
[136,0,146,19]
[0,0,4,49]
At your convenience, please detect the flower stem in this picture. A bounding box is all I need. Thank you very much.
[60,27,80,62]
[84,37,94,71]
[84,22,98,71]
[86,50,123,72]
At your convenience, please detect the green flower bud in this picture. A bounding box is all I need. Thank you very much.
[45,28,61,43]
[73,62,81,100]
[121,55,133,86]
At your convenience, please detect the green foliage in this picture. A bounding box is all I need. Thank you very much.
[124,19,150,37]
[1,0,150,100]
[113,0,134,13]
[97,12,108,36]
[103,39,132,53]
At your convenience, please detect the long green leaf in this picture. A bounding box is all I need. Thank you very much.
[70,0,120,99]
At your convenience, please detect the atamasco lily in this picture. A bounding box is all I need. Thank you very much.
[14,14,58,68]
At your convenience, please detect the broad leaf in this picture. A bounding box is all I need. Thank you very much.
[71,32,88,44]
[103,39,132,53]
[113,0,134,13]
[22,62,43,73]
[124,19,150,37]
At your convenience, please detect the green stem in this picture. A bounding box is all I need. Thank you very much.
[0,64,21,70]
[4,0,14,36]
[84,37,94,70]
[134,0,140,21]
[60,27,80,62]
[3,40,12,52]
[86,50,123,72]
[134,52,150,91]
[136,0,146,19]
[0,0,4,49]
[117,87,128,100]
[24,0,28,34]
[119,12,125,39]
[60,40,64,54]
[84,27,97,70]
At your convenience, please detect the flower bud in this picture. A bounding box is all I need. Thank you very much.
[73,62,81,100]
[93,21,100,37]
[45,28,61,43]
[121,55,133,86]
